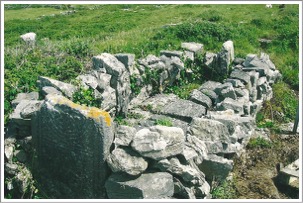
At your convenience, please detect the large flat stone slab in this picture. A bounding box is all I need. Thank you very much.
[32,94,114,198]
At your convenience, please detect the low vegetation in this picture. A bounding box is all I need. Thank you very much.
[4,4,299,127]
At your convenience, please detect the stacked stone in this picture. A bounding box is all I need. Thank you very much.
[4,39,283,199]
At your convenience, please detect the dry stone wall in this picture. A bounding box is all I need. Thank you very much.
[4,40,282,199]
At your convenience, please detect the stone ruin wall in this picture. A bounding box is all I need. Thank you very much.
[4,40,283,199]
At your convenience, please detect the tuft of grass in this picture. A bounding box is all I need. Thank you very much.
[256,81,298,126]
[155,118,173,127]
[247,136,272,149]
[211,179,238,199]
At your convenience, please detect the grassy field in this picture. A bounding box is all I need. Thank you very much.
[4,3,299,125]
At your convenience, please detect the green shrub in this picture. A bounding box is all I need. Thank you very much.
[247,136,272,149]
[72,87,101,107]
[211,179,238,199]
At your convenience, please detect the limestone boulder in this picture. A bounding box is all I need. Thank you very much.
[105,172,174,199]
[107,148,148,176]
[131,125,185,160]
[189,89,212,108]
[11,92,39,108]
[114,125,137,146]
[37,76,77,99]
[32,94,114,198]
[20,32,36,43]
[181,42,203,53]
[188,118,230,143]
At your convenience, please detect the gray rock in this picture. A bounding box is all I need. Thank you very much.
[199,89,218,104]
[234,88,248,98]
[215,40,234,75]
[107,148,148,176]
[230,69,251,85]
[257,76,268,86]
[188,118,230,143]
[9,100,42,138]
[181,42,203,53]
[155,157,206,186]
[32,94,114,198]
[161,99,206,121]
[215,83,237,100]
[114,125,137,146]
[160,50,183,58]
[198,154,233,180]
[243,54,258,67]
[93,53,125,77]
[4,163,18,176]
[138,54,161,68]
[278,159,299,188]
[203,141,224,154]
[115,53,135,71]
[199,81,222,91]
[182,144,199,162]
[10,100,42,122]
[260,52,276,70]
[233,57,245,65]
[41,86,63,97]
[92,53,130,116]
[189,89,212,108]
[4,144,14,162]
[186,135,208,162]
[37,76,77,98]
[20,101,42,119]
[173,178,196,199]
[209,111,255,137]
[183,50,194,61]
[225,79,245,88]
[131,125,185,160]
[204,52,217,69]
[11,92,39,108]
[248,71,260,88]
[20,32,36,43]
[217,98,244,114]
[76,74,99,90]
[139,94,179,113]
[105,172,174,199]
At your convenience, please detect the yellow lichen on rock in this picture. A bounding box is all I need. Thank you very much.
[47,94,111,126]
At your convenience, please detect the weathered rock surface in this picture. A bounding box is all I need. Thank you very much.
[32,94,114,198]
[155,157,206,186]
[188,118,230,143]
[41,86,63,97]
[198,154,233,181]
[11,92,39,108]
[189,89,212,108]
[181,42,203,53]
[105,172,174,199]
[37,76,77,98]
[131,125,185,160]
[20,32,36,43]
[161,99,206,121]
[107,148,148,176]
[114,125,137,147]
[93,53,131,116]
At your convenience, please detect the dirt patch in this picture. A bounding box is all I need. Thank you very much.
[232,131,299,199]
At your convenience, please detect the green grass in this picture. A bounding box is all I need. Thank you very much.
[4,4,299,125]
[155,118,173,127]
[247,136,273,149]
[4,7,63,21]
